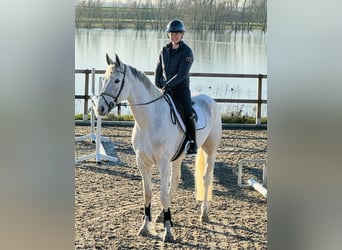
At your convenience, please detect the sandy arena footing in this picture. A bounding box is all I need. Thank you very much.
[75,125,267,249]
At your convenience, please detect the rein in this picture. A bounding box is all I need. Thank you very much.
[99,64,169,109]
[99,63,176,125]
[119,94,176,124]
[119,94,166,107]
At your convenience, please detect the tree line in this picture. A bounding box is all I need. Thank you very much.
[75,0,267,32]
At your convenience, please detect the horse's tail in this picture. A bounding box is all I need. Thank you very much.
[195,147,212,201]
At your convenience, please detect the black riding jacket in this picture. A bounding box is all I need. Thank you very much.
[155,40,194,90]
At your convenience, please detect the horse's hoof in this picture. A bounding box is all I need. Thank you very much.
[163,232,174,242]
[137,228,150,237]
[163,220,174,242]
[137,224,150,237]
[201,214,210,223]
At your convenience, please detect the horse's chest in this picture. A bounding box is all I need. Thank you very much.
[133,132,165,154]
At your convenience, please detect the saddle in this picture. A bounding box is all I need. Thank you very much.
[164,94,206,161]
[164,94,206,132]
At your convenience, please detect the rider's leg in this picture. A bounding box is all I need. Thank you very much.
[171,87,197,155]
[185,114,197,155]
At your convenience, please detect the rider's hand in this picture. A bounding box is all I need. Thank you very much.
[156,78,165,88]
[162,84,172,93]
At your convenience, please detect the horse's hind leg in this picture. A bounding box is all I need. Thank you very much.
[197,142,220,223]
[136,157,153,237]
[169,158,182,204]
[201,150,216,223]
[199,114,222,223]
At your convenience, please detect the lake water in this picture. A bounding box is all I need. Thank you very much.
[75,28,267,116]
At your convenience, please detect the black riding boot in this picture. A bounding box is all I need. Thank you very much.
[186,116,198,155]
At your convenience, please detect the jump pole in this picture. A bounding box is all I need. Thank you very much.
[238,159,267,198]
[247,178,267,198]
[75,71,118,164]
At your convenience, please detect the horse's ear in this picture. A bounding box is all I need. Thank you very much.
[115,53,122,67]
[106,53,114,65]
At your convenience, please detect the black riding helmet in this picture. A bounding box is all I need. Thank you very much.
[166,19,185,33]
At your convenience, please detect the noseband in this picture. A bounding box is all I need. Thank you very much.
[99,65,126,111]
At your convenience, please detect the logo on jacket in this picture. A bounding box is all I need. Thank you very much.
[185,57,193,63]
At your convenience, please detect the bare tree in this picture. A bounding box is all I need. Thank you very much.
[75,0,267,32]
[241,0,248,30]
[75,0,102,29]
[248,0,266,31]
[93,0,106,28]
[108,0,125,29]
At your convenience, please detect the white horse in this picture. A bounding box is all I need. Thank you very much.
[96,54,222,242]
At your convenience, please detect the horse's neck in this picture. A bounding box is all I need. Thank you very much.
[126,67,164,127]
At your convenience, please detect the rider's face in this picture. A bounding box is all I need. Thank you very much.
[168,32,183,44]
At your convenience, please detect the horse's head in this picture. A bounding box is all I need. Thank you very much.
[96,53,128,116]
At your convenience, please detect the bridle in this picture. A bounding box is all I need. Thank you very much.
[99,65,126,111]
[99,64,167,111]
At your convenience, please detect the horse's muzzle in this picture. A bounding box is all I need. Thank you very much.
[100,105,105,114]
[96,104,107,116]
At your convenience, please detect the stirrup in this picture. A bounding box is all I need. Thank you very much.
[186,149,197,156]
[186,141,197,156]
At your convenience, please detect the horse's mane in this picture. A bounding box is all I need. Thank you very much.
[128,65,161,97]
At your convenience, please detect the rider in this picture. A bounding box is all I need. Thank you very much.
[154,19,197,155]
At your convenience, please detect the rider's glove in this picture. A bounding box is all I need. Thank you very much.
[162,84,172,93]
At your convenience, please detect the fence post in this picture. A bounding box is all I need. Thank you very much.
[256,74,263,125]
[91,68,95,97]
[83,70,90,121]
[117,104,121,116]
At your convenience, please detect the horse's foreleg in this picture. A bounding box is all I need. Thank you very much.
[158,161,174,242]
[137,158,153,237]
[163,208,174,242]
[156,159,182,224]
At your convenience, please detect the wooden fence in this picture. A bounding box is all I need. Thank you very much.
[75,69,267,125]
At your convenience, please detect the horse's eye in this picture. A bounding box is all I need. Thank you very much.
[114,79,120,83]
